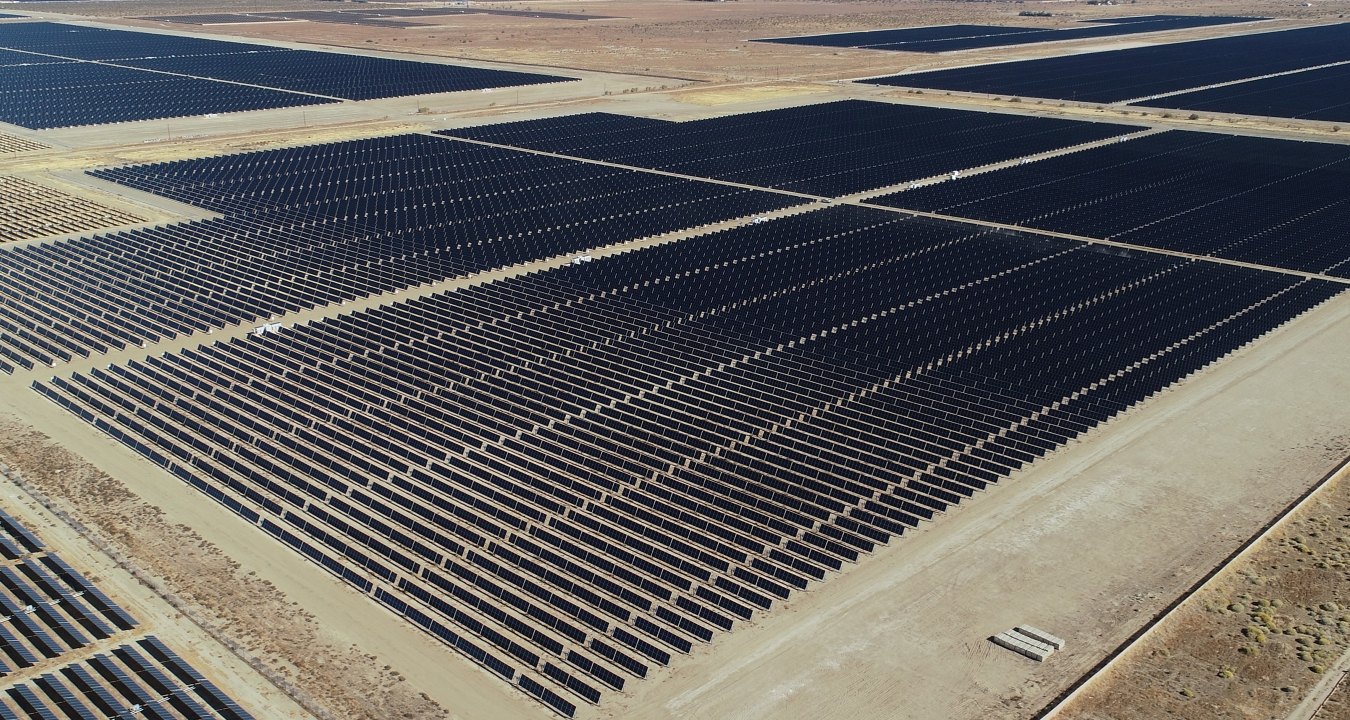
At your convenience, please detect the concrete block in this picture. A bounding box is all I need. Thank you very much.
[1015,625,1066,650]
[991,631,1052,662]
[1008,629,1055,655]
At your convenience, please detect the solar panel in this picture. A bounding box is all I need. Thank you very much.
[862,23,1350,102]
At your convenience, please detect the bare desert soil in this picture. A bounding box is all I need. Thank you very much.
[1062,458,1350,720]
[100,0,1350,83]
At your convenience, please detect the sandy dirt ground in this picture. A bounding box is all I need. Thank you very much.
[1057,459,1350,720]
[101,0,1348,84]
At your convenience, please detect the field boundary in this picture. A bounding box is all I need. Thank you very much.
[1036,451,1350,719]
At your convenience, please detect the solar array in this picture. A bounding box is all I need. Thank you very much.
[0,176,143,243]
[34,199,1342,715]
[0,552,139,675]
[0,134,794,373]
[146,7,614,26]
[872,131,1350,278]
[756,24,1044,47]
[0,134,46,154]
[0,22,572,128]
[861,23,1350,102]
[0,507,142,679]
[0,22,290,61]
[0,508,254,719]
[1083,14,1221,24]
[1139,63,1350,122]
[0,49,66,67]
[117,51,568,102]
[0,53,1341,711]
[755,15,1262,53]
[1,637,255,720]
[0,63,326,129]
[442,100,1139,196]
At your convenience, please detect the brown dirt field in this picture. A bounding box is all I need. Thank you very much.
[1320,676,1350,719]
[1061,459,1350,720]
[98,0,1350,84]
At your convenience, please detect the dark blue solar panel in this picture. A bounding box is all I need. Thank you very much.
[862,23,1350,101]
[118,50,571,101]
[0,62,330,128]
[1140,63,1350,122]
[0,21,573,128]
[757,15,1262,53]
[871,130,1350,277]
[443,100,1138,196]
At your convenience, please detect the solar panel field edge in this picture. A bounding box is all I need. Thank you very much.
[0,133,805,371]
[437,101,1142,198]
[26,202,1344,713]
[855,22,1350,103]
[0,515,262,718]
[754,15,1266,53]
[867,130,1350,279]
[29,371,595,717]
[0,21,578,129]
[1130,62,1350,123]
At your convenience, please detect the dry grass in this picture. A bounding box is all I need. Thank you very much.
[1064,451,1350,720]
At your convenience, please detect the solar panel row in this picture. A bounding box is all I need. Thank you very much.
[1137,62,1350,123]
[861,23,1350,102]
[0,636,255,720]
[755,15,1262,53]
[0,22,572,128]
[871,131,1350,278]
[36,205,1343,715]
[0,509,255,719]
[443,100,1139,197]
[0,135,795,373]
[0,22,283,60]
[0,62,327,129]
